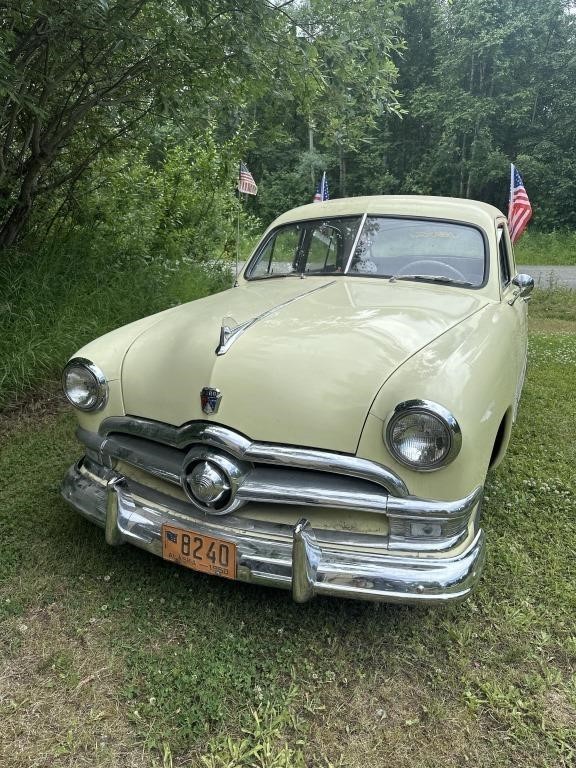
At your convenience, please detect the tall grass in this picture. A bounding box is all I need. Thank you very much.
[0,130,266,410]
[0,232,232,410]
[515,231,576,265]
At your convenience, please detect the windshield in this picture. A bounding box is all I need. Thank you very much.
[246,216,486,286]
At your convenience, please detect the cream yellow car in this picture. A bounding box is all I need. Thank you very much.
[61,196,534,604]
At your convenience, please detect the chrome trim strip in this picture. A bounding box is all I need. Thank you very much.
[215,281,336,355]
[386,485,482,518]
[96,418,409,497]
[96,432,183,484]
[244,443,408,497]
[61,460,486,605]
[344,212,368,273]
[237,468,389,513]
[98,419,252,453]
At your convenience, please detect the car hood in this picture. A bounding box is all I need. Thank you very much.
[121,278,488,453]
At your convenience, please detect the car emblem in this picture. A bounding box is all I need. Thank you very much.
[200,387,221,415]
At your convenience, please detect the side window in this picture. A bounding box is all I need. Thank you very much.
[250,228,300,276]
[304,225,340,272]
[497,226,511,287]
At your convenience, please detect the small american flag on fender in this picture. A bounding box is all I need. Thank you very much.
[508,164,532,244]
[237,162,258,196]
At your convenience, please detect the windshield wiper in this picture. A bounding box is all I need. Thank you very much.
[250,271,299,280]
[389,274,474,287]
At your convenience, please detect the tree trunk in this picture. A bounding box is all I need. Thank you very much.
[308,120,315,186]
[0,160,43,248]
[339,147,346,197]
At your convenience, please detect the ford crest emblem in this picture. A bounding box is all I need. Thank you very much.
[200,387,222,415]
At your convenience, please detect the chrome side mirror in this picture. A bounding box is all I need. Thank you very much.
[508,273,534,305]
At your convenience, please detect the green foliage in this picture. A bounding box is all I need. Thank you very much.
[71,128,248,264]
[529,287,576,323]
[0,0,309,248]
[299,0,406,151]
[252,0,576,228]
[375,0,576,223]
[244,0,408,213]
[0,233,231,409]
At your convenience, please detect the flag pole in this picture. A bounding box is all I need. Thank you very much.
[509,163,514,214]
[235,162,257,284]
[235,201,240,287]
[234,161,241,288]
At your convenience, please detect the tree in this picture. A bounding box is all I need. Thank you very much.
[0,0,295,249]
[385,0,576,223]
[296,0,406,194]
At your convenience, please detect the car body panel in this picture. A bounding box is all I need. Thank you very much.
[118,277,489,453]
[360,298,525,500]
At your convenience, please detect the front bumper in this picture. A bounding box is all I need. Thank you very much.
[62,457,486,604]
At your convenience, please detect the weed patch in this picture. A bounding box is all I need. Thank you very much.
[529,287,576,324]
[0,235,232,411]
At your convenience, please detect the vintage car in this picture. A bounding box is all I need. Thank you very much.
[61,195,534,604]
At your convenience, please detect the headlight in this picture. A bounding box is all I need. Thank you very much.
[62,357,108,411]
[385,400,461,471]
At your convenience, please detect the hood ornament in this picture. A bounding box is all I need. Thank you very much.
[216,315,251,356]
[200,387,222,415]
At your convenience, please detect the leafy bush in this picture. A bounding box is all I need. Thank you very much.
[0,129,262,409]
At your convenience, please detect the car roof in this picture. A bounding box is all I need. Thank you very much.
[271,195,505,232]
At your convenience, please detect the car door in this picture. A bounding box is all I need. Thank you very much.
[497,219,529,420]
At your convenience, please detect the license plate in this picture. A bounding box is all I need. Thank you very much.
[161,524,237,580]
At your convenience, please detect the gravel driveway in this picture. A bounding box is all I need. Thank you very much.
[518,265,576,290]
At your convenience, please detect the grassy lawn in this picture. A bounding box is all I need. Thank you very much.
[1,290,575,767]
[515,231,576,266]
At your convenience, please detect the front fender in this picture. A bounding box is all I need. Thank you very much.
[357,301,524,501]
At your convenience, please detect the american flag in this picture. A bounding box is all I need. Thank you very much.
[237,162,258,196]
[313,172,329,203]
[508,164,532,243]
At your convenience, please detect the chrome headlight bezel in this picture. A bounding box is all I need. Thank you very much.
[62,357,108,412]
[385,400,462,471]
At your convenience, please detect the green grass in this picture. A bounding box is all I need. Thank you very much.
[1,299,575,766]
[515,231,576,266]
[0,232,232,410]
[529,286,576,324]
